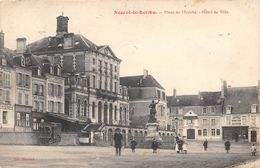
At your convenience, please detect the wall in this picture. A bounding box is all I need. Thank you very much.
[0,132,38,145]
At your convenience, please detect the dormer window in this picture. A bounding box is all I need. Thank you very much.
[56,66,61,76]
[1,57,7,66]
[251,104,257,113]
[21,56,25,67]
[50,66,54,75]
[202,107,207,114]
[37,68,41,76]
[226,105,232,114]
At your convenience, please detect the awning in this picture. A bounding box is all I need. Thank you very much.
[46,112,87,125]
[82,123,105,132]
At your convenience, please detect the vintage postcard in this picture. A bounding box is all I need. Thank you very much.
[0,0,259,167]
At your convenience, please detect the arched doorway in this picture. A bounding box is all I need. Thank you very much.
[104,102,108,124]
[187,129,195,139]
[98,102,102,122]
[109,104,113,124]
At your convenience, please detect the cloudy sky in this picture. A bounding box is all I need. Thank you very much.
[0,0,259,95]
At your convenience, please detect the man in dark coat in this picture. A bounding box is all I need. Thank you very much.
[114,129,123,156]
[203,139,208,151]
[151,138,159,153]
[225,140,231,153]
[130,138,137,152]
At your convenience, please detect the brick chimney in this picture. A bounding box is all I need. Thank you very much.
[173,88,177,98]
[16,37,27,54]
[221,80,227,99]
[0,30,4,49]
[56,14,69,36]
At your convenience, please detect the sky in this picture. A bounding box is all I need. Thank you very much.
[0,0,259,95]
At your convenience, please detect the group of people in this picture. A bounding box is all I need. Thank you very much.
[114,130,258,156]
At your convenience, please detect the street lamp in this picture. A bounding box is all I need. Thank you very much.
[174,117,179,136]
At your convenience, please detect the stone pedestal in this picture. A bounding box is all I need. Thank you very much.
[145,122,162,142]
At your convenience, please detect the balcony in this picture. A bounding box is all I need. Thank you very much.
[96,89,118,101]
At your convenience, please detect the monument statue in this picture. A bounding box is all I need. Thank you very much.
[148,100,160,123]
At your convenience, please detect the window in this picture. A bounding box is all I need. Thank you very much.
[58,102,62,113]
[114,105,117,120]
[114,82,117,93]
[198,130,202,136]
[203,129,207,136]
[33,84,38,95]
[211,119,216,125]
[48,101,54,112]
[226,116,231,125]
[92,75,96,88]
[211,129,215,136]
[18,93,22,104]
[57,85,62,97]
[242,116,247,125]
[2,111,8,124]
[162,92,166,100]
[39,102,43,112]
[17,73,22,86]
[187,120,193,124]
[251,104,257,113]
[83,100,87,116]
[25,75,30,87]
[33,118,39,130]
[157,90,161,99]
[34,101,38,111]
[202,119,208,125]
[226,105,232,114]
[211,106,215,113]
[202,107,207,114]
[49,84,54,96]
[16,113,21,126]
[216,129,220,136]
[39,85,44,96]
[37,68,41,76]
[25,94,29,105]
[114,66,117,72]
[77,99,81,116]
[25,114,30,127]
[92,102,96,118]
[93,58,96,65]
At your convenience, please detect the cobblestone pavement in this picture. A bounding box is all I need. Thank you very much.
[0,142,259,168]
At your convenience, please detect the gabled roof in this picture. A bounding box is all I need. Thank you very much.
[120,75,164,89]
[224,86,258,114]
[168,91,223,107]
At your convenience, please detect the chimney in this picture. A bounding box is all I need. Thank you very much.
[143,69,148,79]
[173,88,177,98]
[56,14,69,36]
[0,30,4,49]
[221,80,227,98]
[16,37,27,54]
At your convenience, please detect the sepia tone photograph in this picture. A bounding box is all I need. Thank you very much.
[0,0,259,167]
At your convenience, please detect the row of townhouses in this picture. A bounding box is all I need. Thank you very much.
[167,80,260,143]
[0,15,173,145]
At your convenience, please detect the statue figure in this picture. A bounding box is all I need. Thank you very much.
[148,100,160,123]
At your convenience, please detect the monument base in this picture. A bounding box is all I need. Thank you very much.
[145,122,162,142]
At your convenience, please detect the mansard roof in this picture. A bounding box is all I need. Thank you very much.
[29,34,121,61]
[120,75,164,90]
[167,91,223,107]
[224,86,258,114]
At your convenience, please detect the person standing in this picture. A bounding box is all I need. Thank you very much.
[114,129,123,156]
[177,139,183,153]
[225,140,231,153]
[203,139,208,151]
[151,138,159,153]
[130,138,137,153]
[251,144,257,156]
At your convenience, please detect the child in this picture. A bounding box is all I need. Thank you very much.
[183,142,188,154]
[251,144,257,156]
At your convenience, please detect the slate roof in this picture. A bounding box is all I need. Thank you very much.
[120,75,164,89]
[167,91,223,106]
[29,34,120,61]
[0,48,15,67]
[224,86,258,114]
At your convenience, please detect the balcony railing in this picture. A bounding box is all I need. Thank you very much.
[96,89,118,100]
